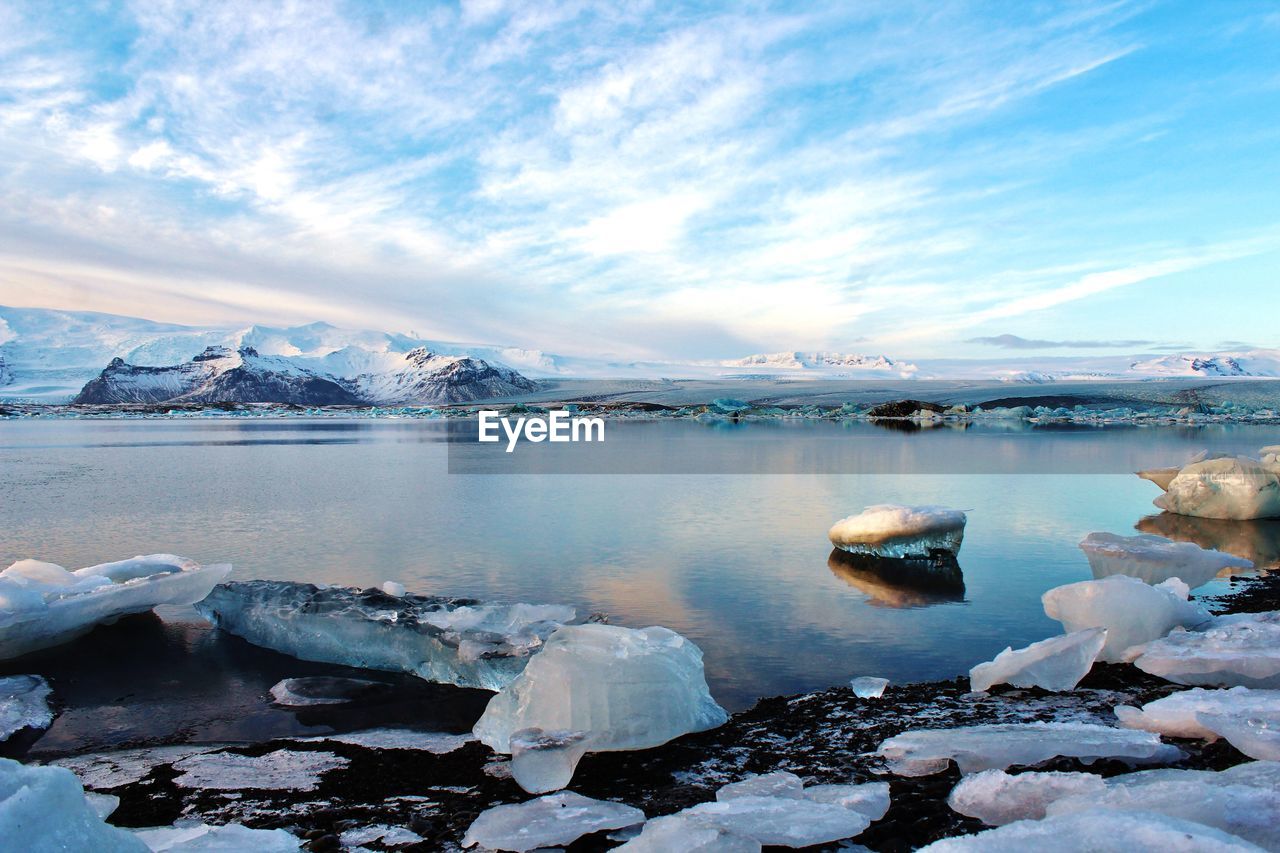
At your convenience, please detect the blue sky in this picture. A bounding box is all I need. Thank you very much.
[0,0,1277,360]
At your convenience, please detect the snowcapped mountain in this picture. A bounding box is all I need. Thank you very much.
[724,351,918,377]
[1127,352,1280,378]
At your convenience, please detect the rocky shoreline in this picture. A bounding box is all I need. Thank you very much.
[32,571,1274,852]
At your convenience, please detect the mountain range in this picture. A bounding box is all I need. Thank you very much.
[1,305,1277,405]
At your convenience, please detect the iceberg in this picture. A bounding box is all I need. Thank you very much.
[919,809,1263,852]
[195,581,574,690]
[1132,611,1280,687]
[876,722,1183,777]
[473,624,727,792]
[0,674,53,741]
[1079,532,1253,589]
[947,769,1106,825]
[850,676,890,698]
[0,757,148,851]
[0,555,230,660]
[1041,575,1210,662]
[828,505,966,558]
[461,791,644,852]
[1115,686,1280,740]
[1152,457,1280,520]
[968,627,1106,692]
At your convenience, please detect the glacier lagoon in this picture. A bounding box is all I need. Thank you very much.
[2,417,1280,732]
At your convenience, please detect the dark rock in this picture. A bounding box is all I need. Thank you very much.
[866,399,945,418]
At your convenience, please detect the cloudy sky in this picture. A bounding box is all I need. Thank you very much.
[1,0,1277,360]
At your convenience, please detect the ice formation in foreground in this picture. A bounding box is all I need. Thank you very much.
[828,505,967,558]
[876,722,1183,777]
[1197,712,1280,760]
[195,581,574,690]
[1148,456,1280,520]
[0,555,230,660]
[619,772,890,850]
[473,623,727,793]
[1115,686,1280,740]
[0,757,147,851]
[969,627,1105,692]
[461,791,644,852]
[1078,532,1253,589]
[919,809,1263,852]
[947,769,1106,825]
[1132,611,1280,687]
[134,821,302,851]
[851,676,890,698]
[0,674,53,741]
[1041,574,1209,662]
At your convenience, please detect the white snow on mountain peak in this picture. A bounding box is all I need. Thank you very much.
[724,351,918,377]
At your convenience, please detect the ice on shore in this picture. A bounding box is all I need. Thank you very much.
[919,809,1263,852]
[1132,611,1280,687]
[461,791,644,852]
[1197,712,1280,760]
[1115,686,1280,740]
[0,555,230,660]
[1079,532,1253,589]
[0,674,53,741]
[507,728,591,794]
[0,757,148,851]
[614,814,761,852]
[1042,575,1210,662]
[828,505,967,558]
[947,769,1106,825]
[134,821,302,851]
[969,627,1105,692]
[851,676,890,698]
[1152,457,1280,520]
[195,581,574,690]
[876,722,1183,777]
[473,624,727,792]
[171,749,348,791]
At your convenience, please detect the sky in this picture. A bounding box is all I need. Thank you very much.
[0,0,1278,361]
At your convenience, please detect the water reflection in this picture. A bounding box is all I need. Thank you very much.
[1136,513,1280,570]
[827,549,966,609]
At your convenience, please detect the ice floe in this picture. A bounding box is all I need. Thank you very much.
[195,580,574,690]
[0,555,230,659]
[919,809,1263,851]
[828,505,966,558]
[876,722,1183,776]
[969,627,1106,692]
[53,745,223,789]
[134,821,302,851]
[1079,532,1253,589]
[473,623,727,792]
[851,676,890,698]
[296,727,474,753]
[1148,456,1280,520]
[0,674,53,741]
[1114,686,1280,740]
[1041,575,1210,662]
[268,676,391,706]
[461,791,645,852]
[1132,611,1280,687]
[337,824,423,849]
[0,757,148,851]
[947,769,1106,825]
[170,749,348,791]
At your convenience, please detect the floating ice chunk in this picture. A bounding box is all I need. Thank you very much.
[171,749,348,791]
[508,728,591,794]
[801,781,891,820]
[947,769,1106,825]
[134,821,302,851]
[969,628,1106,692]
[473,624,727,791]
[1154,457,1280,520]
[876,722,1183,777]
[851,676,889,698]
[0,674,53,741]
[1042,575,1210,662]
[647,796,874,848]
[268,676,390,706]
[1079,532,1253,589]
[919,809,1263,852]
[0,555,230,660]
[1115,686,1280,739]
[828,505,966,558]
[53,745,220,790]
[195,581,574,690]
[337,824,423,849]
[85,791,120,820]
[295,727,473,753]
[717,771,804,801]
[462,791,645,852]
[1197,712,1280,761]
[381,580,406,597]
[614,813,760,852]
[0,757,147,851]
[1132,611,1280,687]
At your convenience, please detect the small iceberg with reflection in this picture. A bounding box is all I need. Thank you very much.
[828,505,966,559]
[827,549,965,608]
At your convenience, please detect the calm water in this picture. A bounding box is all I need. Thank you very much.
[3,418,1280,717]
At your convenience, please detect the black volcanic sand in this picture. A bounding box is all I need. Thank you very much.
[10,574,1276,852]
